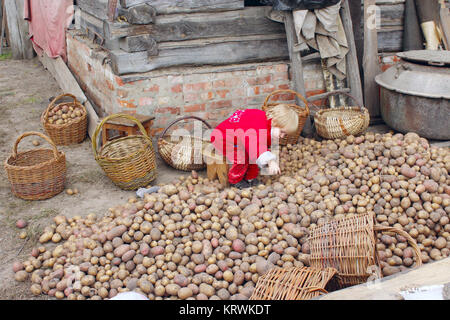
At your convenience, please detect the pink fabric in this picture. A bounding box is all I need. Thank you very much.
[24,0,74,61]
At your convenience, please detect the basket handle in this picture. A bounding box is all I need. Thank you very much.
[159,116,212,140]
[308,90,366,112]
[12,132,60,160]
[263,89,310,116]
[92,113,152,158]
[48,93,79,110]
[374,225,423,268]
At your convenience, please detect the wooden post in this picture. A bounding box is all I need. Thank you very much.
[283,11,313,137]
[4,0,34,59]
[363,0,381,118]
[108,0,119,22]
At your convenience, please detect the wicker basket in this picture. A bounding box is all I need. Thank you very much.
[309,212,422,288]
[92,114,157,190]
[158,116,212,171]
[4,132,66,200]
[262,89,310,146]
[41,93,88,145]
[250,267,338,300]
[313,91,370,140]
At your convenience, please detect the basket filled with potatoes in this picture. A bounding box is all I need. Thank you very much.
[41,93,87,145]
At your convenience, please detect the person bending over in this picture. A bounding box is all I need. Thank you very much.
[210,105,299,189]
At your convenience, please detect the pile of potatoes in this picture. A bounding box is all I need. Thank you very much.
[12,131,449,299]
[46,104,84,125]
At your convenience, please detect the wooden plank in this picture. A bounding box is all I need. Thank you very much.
[119,0,244,14]
[38,53,99,138]
[77,0,109,20]
[363,0,381,117]
[4,0,34,59]
[341,0,364,107]
[283,12,313,137]
[321,258,450,300]
[104,7,286,41]
[0,1,6,55]
[109,34,289,75]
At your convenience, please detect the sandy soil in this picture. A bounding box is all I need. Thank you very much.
[0,56,190,299]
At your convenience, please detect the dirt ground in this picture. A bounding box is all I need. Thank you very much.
[0,56,191,299]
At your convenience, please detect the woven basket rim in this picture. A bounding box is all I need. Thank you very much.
[4,149,66,171]
[315,105,369,116]
[42,104,87,129]
[96,135,152,161]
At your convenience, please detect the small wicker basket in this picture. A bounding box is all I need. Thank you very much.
[262,89,310,146]
[92,114,157,190]
[158,116,212,171]
[250,267,338,300]
[41,93,88,145]
[313,91,370,140]
[4,132,66,200]
[309,212,422,288]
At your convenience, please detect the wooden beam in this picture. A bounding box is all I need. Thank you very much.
[118,4,156,25]
[341,0,364,109]
[38,53,99,139]
[104,7,285,41]
[77,0,109,20]
[119,0,244,14]
[119,34,158,54]
[363,0,381,117]
[283,12,313,137]
[109,34,289,75]
[107,0,119,22]
[321,257,450,300]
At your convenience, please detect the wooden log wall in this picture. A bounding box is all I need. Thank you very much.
[4,0,34,59]
[76,1,289,75]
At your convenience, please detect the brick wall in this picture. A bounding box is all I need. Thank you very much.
[67,31,325,136]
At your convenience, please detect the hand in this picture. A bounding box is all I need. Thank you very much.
[268,160,281,175]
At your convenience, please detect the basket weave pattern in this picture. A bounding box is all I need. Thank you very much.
[262,89,310,146]
[250,267,338,300]
[309,213,422,288]
[41,93,87,145]
[313,91,370,140]
[93,114,157,190]
[158,116,212,172]
[4,132,66,200]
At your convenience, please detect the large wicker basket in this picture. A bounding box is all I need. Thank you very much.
[262,89,310,146]
[309,212,422,288]
[158,116,212,171]
[92,114,157,190]
[41,93,87,145]
[4,132,66,200]
[313,91,370,140]
[250,267,338,300]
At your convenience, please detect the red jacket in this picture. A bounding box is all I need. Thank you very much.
[211,109,272,165]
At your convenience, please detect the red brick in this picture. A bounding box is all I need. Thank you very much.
[216,89,230,99]
[150,128,164,136]
[246,75,271,86]
[156,107,180,115]
[171,84,182,93]
[184,103,206,113]
[139,97,153,107]
[273,73,289,82]
[306,89,326,107]
[118,99,137,108]
[275,64,288,73]
[144,84,159,93]
[200,91,215,101]
[184,92,199,103]
[209,100,232,110]
[213,80,226,88]
[115,76,125,87]
[183,82,212,92]
[277,84,290,90]
[261,84,276,94]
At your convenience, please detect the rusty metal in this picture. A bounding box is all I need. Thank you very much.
[375,51,450,140]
